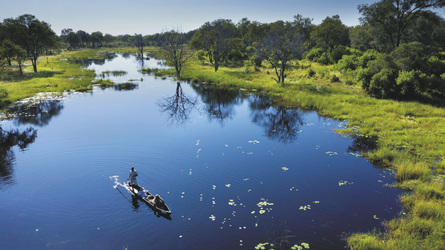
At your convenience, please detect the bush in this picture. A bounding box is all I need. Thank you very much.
[357,49,380,68]
[336,54,359,71]
[330,45,351,63]
[307,68,316,77]
[0,88,8,99]
[396,70,424,98]
[304,47,324,62]
[330,74,340,83]
[369,68,396,98]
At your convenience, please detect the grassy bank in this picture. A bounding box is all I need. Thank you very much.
[0,47,157,112]
[168,58,445,249]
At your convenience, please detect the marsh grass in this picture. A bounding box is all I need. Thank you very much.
[114,82,138,91]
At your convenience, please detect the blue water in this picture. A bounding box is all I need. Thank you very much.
[0,55,402,249]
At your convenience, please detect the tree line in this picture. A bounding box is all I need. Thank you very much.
[1,0,445,101]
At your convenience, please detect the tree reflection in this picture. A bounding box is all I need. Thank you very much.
[250,94,304,143]
[12,100,64,127]
[158,82,197,125]
[347,135,378,154]
[191,83,241,125]
[0,127,37,189]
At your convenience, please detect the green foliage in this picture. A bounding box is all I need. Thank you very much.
[369,68,396,98]
[330,74,340,83]
[396,70,424,98]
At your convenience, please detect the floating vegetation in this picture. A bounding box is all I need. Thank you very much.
[249,140,260,144]
[349,152,361,157]
[290,187,299,192]
[209,215,216,221]
[257,198,274,214]
[325,151,338,156]
[282,167,289,172]
[228,199,236,206]
[291,242,310,249]
[196,140,200,146]
[100,70,128,78]
[225,184,231,188]
[313,201,320,204]
[140,67,160,74]
[373,215,379,220]
[299,205,311,211]
[255,242,273,250]
[338,180,354,186]
[114,82,138,91]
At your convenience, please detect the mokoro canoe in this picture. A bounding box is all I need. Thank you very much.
[126,183,172,215]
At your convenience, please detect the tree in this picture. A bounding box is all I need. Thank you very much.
[3,14,58,73]
[293,14,314,49]
[134,34,145,59]
[90,31,103,48]
[159,29,194,78]
[76,30,90,48]
[103,34,114,47]
[358,0,445,51]
[310,15,350,64]
[190,19,238,72]
[257,21,304,84]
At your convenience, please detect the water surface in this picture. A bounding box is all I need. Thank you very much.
[0,54,402,249]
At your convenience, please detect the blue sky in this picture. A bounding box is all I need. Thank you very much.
[0,0,401,35]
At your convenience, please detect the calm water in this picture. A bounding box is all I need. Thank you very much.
[0,54,402,249]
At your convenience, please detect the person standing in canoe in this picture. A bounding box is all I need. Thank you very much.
[127,167,138,187]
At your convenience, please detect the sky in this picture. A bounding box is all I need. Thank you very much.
[0,0,428,36]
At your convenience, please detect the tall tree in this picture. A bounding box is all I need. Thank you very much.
[159,29,194,78]
[76,30,90,48]
[310,15,350,63]
[3,14,58,73]
[134,34,145,59]
[358,0,445,51]
[0,40,26,75]
[190,19,238,72]
[257,21,304,85]
[90,31,103,48]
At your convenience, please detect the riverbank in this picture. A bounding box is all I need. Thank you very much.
[1,48,444,249]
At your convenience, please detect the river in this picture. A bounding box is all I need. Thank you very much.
[0,54,402,249]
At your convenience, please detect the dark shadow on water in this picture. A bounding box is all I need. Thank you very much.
[191,83,242,126]
[11,100,64,127]
[158,82,198,126]
[250,94,304,143]
[0,126,37,189]
[347,135,378,154]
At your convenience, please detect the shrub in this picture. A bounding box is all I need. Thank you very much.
[330,74,340,83]
[304,47,323,62]
[357,49,380,68]
[396,70,424,98]
[369,68,396,98]
[336,54,359,71]
[307,68,316,77]
[0,88,8,99]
